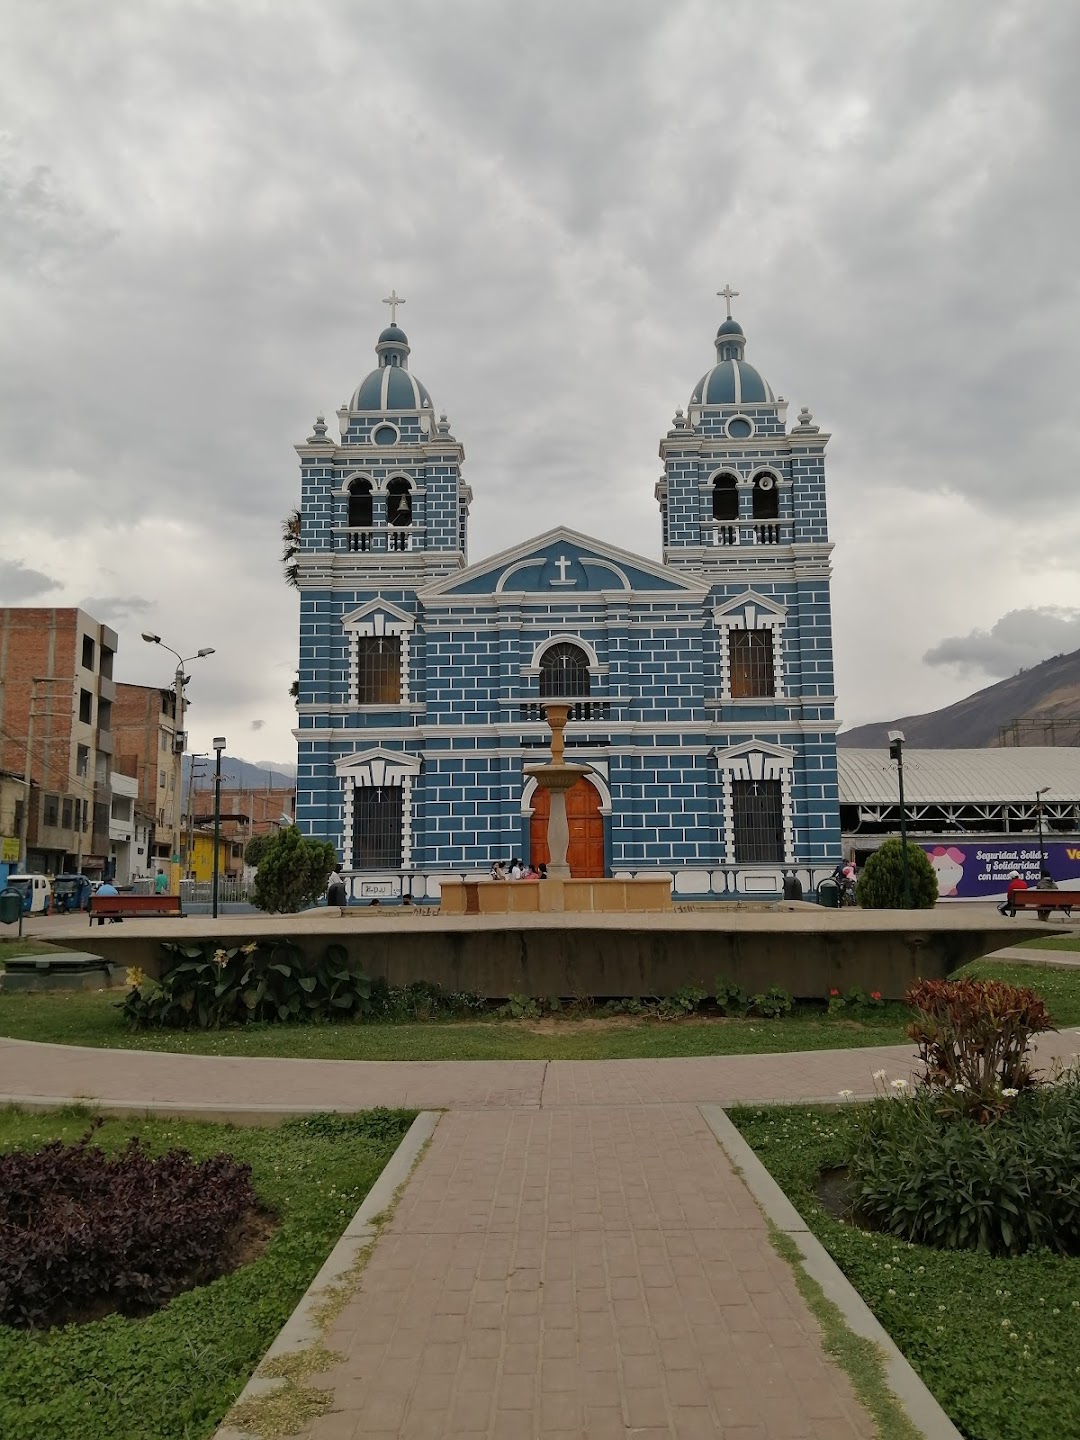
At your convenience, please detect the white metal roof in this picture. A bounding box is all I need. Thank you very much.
[838,748,1080,805]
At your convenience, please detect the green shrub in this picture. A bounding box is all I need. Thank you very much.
[715,977,750,1016]
[251,828,337,913]
[849,1080,1080,1256]
[856,837,938,909]
[243,833,271,868]
[121,940,371,1029]
[751,985,794,1018]
[907,977,1054,1115]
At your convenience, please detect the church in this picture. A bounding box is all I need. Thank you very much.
[293,291,842,902]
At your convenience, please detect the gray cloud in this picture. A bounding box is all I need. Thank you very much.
[924,607,1080,678]
[250,719,265,731]
[0,559,61,602]
[1,0,1079,754]
[79,595,153,623]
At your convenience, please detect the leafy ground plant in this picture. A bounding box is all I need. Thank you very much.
[122,940,373,1029]
[731,1103,1080,1440]
[0,1106,413,1440]
[0,1118,259,1328]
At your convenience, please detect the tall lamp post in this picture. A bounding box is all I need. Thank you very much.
[141,635,215,891]
[888,730,910,909]
[1035,787,1050,874]
[212,737,226,919]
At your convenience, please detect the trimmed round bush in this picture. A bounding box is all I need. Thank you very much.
[848,1081,1080,1257]
[0,1123,259,1328]
[856,837,938,909]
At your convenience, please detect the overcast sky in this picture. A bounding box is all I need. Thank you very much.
[2,0,1078,764]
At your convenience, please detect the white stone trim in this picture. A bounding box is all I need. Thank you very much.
[712,591,787,701]
[712,742,796,865]
[335,749,420,870]
[520,765,612,816]
[342,602,414,707]
[527,632,602,670]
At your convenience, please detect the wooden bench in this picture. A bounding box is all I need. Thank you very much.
[89,894,184,925]
[1009,889,1080,919]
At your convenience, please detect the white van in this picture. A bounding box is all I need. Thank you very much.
[5,874,52,915]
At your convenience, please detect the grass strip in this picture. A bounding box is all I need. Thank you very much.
[768,1224,923,1440]
[0,1105,414,1440]
[730,1103,1080,1440]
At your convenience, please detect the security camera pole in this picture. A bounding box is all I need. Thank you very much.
[212,736,226,919]
[888,731,909,908]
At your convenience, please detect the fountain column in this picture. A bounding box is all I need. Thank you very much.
[524,703,591,882]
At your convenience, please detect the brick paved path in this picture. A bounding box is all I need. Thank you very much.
[2,1030,1077,1114]
[302,1106,876,1440]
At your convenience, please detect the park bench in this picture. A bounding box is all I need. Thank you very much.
[1009,889,1080,920]
[89,894,184,926]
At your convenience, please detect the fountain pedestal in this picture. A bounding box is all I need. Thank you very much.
[524,703,590,881]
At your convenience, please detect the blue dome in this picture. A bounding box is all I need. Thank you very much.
[378,324,409,344]
[691,359,774,406]
[350,365,432,412]
[716,317,744,337]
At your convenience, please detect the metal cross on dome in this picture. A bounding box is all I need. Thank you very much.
[717,284,739,318]
[382,289,405,323]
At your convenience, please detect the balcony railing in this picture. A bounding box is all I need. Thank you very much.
[519,701,611,722]
[702,522,792,547]
[342,528,420,553]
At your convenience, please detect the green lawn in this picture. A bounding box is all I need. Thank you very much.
[0,957,1074,1061]
[1025,934,1080,953]
[0,1105,413,1440]
[731,1104,1080,1440]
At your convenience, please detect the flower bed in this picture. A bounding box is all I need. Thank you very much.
[0,1107,413,1440]
[731,1102,1080,1440]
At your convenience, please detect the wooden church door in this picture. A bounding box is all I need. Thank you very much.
[529,778,605,878]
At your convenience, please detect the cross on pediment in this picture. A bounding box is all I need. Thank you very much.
[551,554,577,586]
[717,284,739,318]
[382,289,405,323]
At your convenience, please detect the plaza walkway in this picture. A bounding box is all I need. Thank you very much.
[6,938,1075,1438]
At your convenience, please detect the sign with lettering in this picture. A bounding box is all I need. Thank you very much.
[0,837,19,864]
[922,841,1080,901]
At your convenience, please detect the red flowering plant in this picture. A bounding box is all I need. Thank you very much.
[906,977,1055,1120]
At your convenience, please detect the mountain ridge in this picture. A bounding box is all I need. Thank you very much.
[838,648,1080,748]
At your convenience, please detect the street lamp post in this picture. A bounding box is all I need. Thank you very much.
[141,635,214,891]
[212,737,226,919]
[888,730,910,909]
[1035,787,1050,874]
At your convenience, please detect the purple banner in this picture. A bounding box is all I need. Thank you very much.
[923,841,1080,901]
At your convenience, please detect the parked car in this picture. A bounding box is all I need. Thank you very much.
[4,873,52,915]
[53,874,93,913]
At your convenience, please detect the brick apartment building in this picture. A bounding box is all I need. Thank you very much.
[0,607,118,874]
[112,683,180,870]
[189,784,297,847]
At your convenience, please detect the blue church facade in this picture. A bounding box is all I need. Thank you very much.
[293,301,842,902]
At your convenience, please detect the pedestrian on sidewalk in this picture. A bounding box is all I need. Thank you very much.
[326,867,348,915]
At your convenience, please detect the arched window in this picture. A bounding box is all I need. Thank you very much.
[387,478,412,527]
[539,642,591,698]
[712,473,739,522]
[752,472,780,520]
[347,478,373,528]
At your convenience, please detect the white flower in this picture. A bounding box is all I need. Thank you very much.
[838,1089,855,1100]
[890,1078,908,1090]
[953,1083,966,1093]
[872,1069,888,1082]
[1001,1088,1019,1098]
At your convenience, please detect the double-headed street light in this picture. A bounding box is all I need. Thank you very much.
[142,634,215,888]
[888,730,910,909]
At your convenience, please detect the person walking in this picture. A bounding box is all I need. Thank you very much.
[998,870,1027,918]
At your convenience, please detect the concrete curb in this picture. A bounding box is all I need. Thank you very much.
[214,1109,440,1440]
[700,1104,963,1440]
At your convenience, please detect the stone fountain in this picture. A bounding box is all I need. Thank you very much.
[523,702,591,880]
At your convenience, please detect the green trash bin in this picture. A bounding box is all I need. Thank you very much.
[0,889,22,926]
[817,878,840,908]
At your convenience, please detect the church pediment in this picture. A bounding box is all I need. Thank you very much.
[419,527,706,600]
[341,599,415,634]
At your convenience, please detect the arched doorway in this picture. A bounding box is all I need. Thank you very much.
[529,778,605,878]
